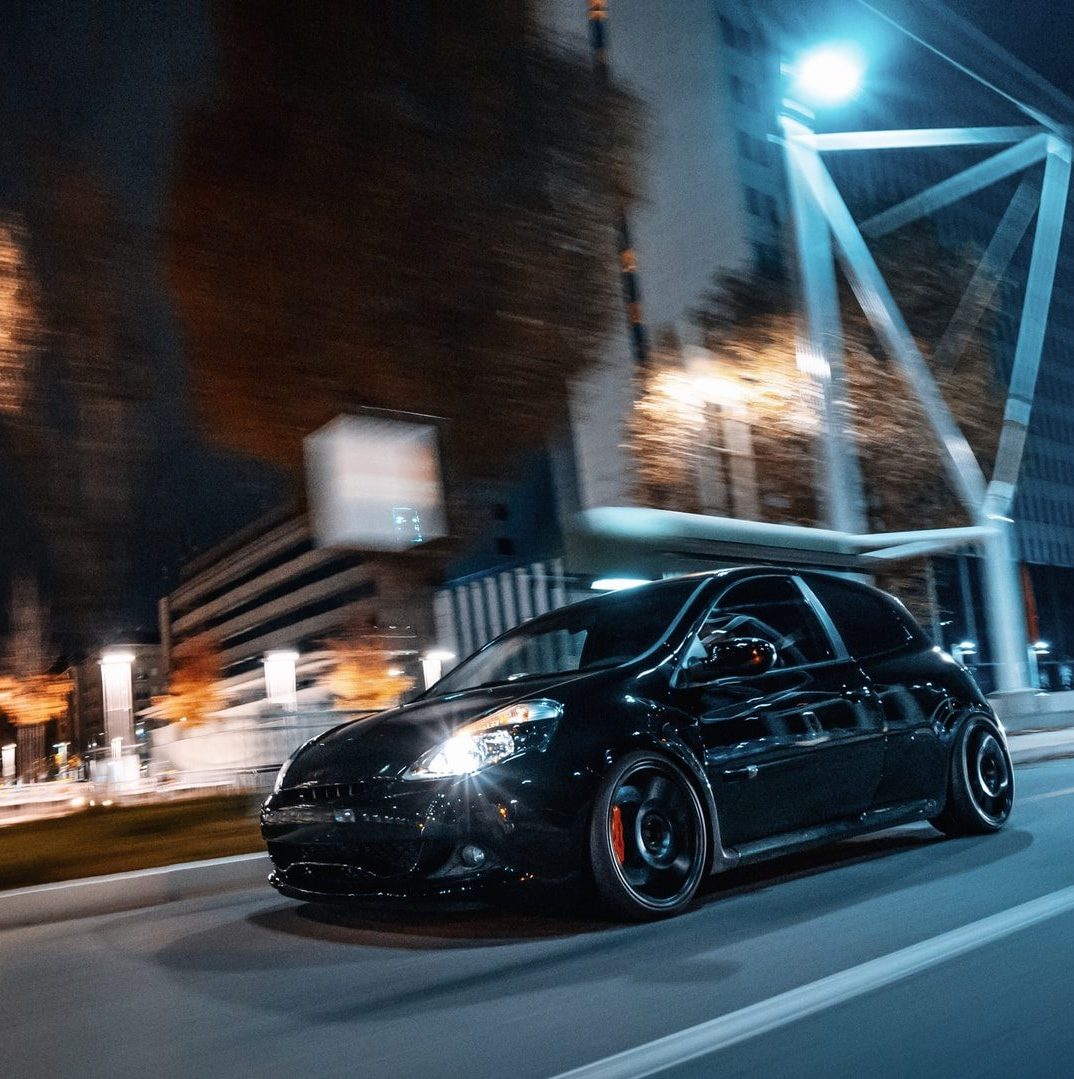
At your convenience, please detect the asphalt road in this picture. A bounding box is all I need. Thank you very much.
[7,758,1074,1079]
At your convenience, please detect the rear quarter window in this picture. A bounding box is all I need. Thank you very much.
[806,576,919,658]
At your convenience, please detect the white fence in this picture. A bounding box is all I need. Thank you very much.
[149,710,365,787]
[432,557,588,660]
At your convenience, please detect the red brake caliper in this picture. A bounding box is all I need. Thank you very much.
[610,804,626,865]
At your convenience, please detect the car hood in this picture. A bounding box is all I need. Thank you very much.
[282,671,595,785]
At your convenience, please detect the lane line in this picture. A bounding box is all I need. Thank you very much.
[551,884,1074,1079]
[1021,784,1074,804]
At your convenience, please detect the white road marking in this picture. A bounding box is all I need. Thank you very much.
[551,884,1074,1079]
[1022,784,1074,804]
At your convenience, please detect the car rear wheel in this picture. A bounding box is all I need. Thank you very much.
[589,751,708,921]
[931,715,1014,836]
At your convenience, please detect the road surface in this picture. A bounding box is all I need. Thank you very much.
[6,757,1074,1079]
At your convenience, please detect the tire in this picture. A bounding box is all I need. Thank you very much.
[589,750,708,921]
[931,714,1014,837]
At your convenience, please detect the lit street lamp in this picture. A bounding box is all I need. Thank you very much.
[953,640,978,667]
[790,44,866,107]
[780,43,868,535]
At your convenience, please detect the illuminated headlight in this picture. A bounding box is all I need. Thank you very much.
[403,699,563,779]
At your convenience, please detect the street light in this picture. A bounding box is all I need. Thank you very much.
[953,640,977,666]
[1028,640,1050,689]
[789,44,866,108]
[421,650,456,689]
[264,650,299,712]
[781,42,869,536]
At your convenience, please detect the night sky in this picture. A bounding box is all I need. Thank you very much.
[945,0,1074,99]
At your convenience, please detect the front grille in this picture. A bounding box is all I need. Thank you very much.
[272,838,426,880]
[292,783,360,803]
[274,780,391,808]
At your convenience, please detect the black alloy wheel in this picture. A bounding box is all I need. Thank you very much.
[590,751,708,920]
[931,715,1014,836]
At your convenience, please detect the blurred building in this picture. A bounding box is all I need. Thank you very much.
[546,0,783,509]
[543,0,1074,679]
[158,510,422,713]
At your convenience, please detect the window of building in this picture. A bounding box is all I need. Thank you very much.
[719,14,735,46]
[746,187,761,216]
[496,537,515,556]
[737,130,751,160]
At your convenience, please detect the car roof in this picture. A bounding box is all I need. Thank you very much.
[609,566,899,604]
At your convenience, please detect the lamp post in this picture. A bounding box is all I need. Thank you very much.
[780,45,868,535]
[100,652,135,751]
[421,650,456,691]
[263,651,299,712]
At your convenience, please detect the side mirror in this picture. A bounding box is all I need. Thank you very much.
[685,637,778,683]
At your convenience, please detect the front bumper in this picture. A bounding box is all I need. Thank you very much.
[260,765,586,899]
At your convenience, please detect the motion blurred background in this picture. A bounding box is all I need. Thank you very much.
[1,0,1074,882]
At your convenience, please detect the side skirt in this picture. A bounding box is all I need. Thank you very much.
[719,798,939,870]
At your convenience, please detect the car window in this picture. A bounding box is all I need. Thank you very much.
[805,575,916,657]
[688,575,835,668]
[433,577,703,694]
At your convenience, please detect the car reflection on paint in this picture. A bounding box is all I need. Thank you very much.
[261,568,1013,920]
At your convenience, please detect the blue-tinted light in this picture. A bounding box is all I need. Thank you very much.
[791,43,865,107]
[591,577,651,592]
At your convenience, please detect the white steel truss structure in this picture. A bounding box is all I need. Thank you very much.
[781,117,1072,693]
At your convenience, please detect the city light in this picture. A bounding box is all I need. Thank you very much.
[263,651,298,711]
[100,652,135,748]
[790,43,866,107]
[421,650,456,689]
[100,651,135,666]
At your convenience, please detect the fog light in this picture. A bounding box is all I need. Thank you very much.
[461,844,486,868]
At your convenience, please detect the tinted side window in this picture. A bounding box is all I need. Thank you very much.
[807,576,916,657]
[703,575,835,667]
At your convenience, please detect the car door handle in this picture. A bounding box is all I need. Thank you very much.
[723,764,759,781]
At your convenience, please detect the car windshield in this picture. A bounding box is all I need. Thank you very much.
[432,578,703,695]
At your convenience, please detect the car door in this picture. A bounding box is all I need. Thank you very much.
[802,574,948,807]
[673,574,886,848]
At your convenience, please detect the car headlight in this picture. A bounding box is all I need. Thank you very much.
[403,699,563,779]
[272,737,317,793]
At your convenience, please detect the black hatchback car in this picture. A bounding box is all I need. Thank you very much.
[261,568,1013,920]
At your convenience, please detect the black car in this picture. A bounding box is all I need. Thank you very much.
[261,568,1013,920]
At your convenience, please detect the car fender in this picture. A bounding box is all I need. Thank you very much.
[601,722,737,875]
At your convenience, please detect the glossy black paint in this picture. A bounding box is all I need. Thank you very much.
[260,567,1001,902]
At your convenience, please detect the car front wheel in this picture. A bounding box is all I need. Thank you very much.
[931,715,1014,836]
[589,751,708,921]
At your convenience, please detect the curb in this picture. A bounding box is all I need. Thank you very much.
[0,851,271,931]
